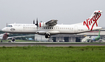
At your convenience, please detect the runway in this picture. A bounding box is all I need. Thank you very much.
[0,42,105,47]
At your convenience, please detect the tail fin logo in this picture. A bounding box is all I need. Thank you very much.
[83,13,101,30]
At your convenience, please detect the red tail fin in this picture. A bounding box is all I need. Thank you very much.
[83,10,102,30]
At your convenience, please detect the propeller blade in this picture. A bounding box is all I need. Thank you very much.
[35,18,39,31]
[33,20,35,24]
[35,18,38,27]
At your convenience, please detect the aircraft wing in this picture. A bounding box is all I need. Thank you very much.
[45,20,58,26]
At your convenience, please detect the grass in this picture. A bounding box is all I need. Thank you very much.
[0,46,105,62]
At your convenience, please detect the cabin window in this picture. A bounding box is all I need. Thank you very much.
[6,25,12,27]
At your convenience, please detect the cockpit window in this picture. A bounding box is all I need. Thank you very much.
[6,25,12,27]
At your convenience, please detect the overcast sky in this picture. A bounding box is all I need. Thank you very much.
[0,0,105,29]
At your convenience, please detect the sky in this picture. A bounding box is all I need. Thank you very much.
[0,0,105,29]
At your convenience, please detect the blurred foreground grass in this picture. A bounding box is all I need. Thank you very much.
[0,46,105,62]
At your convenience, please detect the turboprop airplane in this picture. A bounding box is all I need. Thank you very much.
[81,30,103,42]
[0,33,9,42]
[2,10,102,38]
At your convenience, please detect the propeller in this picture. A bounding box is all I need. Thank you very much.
[33,20,35,24]
[33,18,39,31]
[35,18,38,27]
[33,18,39,27]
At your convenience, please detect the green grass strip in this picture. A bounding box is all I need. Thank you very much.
[0,46,105,62]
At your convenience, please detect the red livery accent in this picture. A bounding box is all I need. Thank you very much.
[83,18,90,29]
[3,33,8,40]
[83,13,101,30]
[39,23,41,27]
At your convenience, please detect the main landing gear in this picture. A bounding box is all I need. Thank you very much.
[45,34,50,38]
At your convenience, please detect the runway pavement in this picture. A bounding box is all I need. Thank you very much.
[0,42,105,47]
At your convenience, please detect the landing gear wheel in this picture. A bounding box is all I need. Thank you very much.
[45,34,50,38]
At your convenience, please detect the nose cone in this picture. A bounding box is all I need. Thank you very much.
[1,28,6,32]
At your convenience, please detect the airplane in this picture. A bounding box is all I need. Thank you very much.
[0,33,9,42]
[81,30,103,42]
[0,32,37,42]
[2,10,102,38]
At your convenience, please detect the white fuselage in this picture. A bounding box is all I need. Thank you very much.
[2,24,37,34]
[2,23,102,35]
